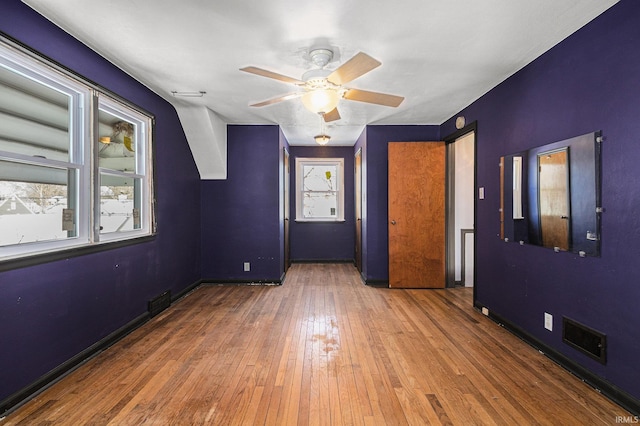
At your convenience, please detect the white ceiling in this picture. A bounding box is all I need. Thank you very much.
[22,0,617,146]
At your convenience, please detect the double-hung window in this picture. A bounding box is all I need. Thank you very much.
[96,96,152,240]
[295,157,344,222]
[0,37,154,264]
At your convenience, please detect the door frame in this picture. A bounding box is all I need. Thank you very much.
[443,122,478,297]
[354,148,363,273]
[283,147,291,273]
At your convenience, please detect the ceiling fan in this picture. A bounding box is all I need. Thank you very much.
[240,48,404,122]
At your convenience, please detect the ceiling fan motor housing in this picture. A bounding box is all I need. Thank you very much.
[309,48,333,68]
[302,69,334,88]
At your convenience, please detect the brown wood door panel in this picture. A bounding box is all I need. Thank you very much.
[388,142,446,288]
[539,148,570,251]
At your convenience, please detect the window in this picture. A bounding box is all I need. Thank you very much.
[97,96,152,240]
[295,157,344,221]
[0,37,154,263]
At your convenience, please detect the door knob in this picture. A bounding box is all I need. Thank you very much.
[390,220,397,225]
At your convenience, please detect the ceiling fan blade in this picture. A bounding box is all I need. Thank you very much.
[240,66,304,85]
[250,92,302,107]
[327,52,381,86]
[343,88,404,107]
[323,108,341,122]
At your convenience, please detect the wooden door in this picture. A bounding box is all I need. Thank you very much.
[355,149,363,272]
[388,142,446,288]
[538,148,570,250]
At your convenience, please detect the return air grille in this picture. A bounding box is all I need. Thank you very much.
[562,317,606,364]
[148,290,171,317]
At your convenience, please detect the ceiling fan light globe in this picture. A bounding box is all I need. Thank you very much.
[302,89,339,115]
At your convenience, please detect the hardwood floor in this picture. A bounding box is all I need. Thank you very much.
[1,263,629,425]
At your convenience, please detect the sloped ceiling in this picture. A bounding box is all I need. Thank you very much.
[22,0,618,177]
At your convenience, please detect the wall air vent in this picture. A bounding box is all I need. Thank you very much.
[148,290,171,317]
[562,317,606,364]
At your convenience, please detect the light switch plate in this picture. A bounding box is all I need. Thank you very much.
[478,187,485,199]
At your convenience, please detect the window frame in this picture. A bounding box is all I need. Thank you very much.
[0,35,156,270]
[95,94,154,242]
[295,157,345,222]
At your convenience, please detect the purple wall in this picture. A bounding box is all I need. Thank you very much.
[361,125,440,281]
[0,0,201,406]
[289,145,355,261]
[441,0,640,401]
[200,125,283,281]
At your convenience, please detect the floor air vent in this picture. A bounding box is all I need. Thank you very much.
[562,317,606,364]
[148,290,171,317]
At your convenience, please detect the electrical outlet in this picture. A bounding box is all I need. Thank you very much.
[243,262,250,272]
[481,307,489,316]
[544,312,553,331]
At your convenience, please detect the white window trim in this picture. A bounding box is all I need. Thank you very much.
[0,37,155,264]
[295,157,345,222]
[96,95,154,243]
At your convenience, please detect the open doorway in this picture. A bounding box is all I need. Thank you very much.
[445,125,476,288]
[354,148,363,273]
[283,148,291,273]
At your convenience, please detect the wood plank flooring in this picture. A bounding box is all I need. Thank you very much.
[1,263,629,425]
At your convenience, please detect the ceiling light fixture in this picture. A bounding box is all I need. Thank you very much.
[300,68,341,115]
[314,113,331,145]
[314,134,331,145]
[171,91,206,97]
[301,88,340,115]
[241,48,403,121]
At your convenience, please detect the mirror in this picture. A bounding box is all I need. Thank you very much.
[500,131,602,256]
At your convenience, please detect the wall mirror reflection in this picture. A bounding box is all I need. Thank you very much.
[500,131,602,256]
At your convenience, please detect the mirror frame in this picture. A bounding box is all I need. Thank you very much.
[500,131,602,256]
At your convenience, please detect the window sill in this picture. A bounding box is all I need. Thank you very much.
[294,219,346,223]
